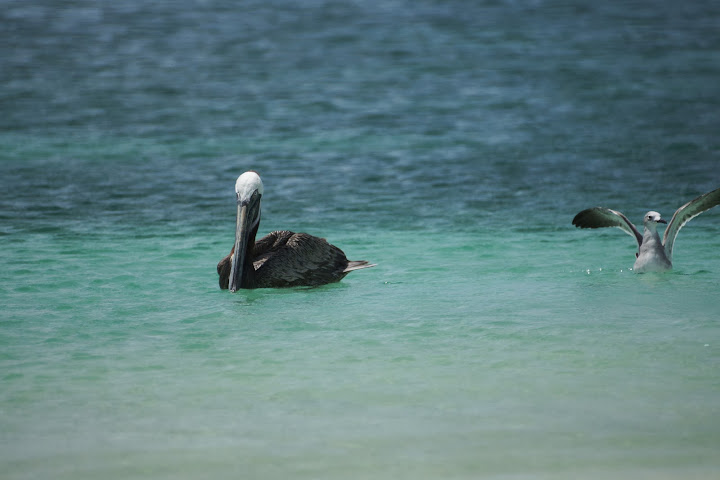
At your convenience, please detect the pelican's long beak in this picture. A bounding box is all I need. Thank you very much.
[229,202,251,293]
[227,172,263,292]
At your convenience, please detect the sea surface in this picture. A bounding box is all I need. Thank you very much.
[2,1,720,479]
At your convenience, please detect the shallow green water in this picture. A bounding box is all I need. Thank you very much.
[2,1,720,478]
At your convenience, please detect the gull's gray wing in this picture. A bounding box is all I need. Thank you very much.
[663,187,720,261]
[572,207,643,247]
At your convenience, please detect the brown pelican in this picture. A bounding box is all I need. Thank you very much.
[217,171,375,290]
[572,187,720,272]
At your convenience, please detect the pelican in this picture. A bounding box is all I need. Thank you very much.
[217,171,375,290]
[572,187,720,272]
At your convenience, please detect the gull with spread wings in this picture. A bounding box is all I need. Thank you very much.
[572,188,720,272]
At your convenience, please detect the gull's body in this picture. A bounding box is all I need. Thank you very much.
[572,188,720,272]
[218,171,375,291]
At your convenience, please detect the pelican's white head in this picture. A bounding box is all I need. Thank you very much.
[643,211,667,228]
[235,171,264,204]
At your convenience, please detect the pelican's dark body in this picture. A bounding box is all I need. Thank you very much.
[218,230,371,289]
[219,171,374,290]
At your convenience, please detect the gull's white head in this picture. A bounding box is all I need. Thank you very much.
[643,211,667,226]
[235,171,264,204]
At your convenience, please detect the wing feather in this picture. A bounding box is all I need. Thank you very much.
[253,231,351,287]
[663,187,720,261]
[343,260,377,272]
[572,207,643,247]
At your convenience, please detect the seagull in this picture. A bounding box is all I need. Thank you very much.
[572,187,720,272]
[217,171,375,290]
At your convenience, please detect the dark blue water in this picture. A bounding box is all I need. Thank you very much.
[2,1,720,478]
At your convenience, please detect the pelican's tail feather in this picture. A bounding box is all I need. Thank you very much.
[343,260,377,273]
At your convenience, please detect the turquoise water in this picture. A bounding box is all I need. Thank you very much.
[2,1,720,478]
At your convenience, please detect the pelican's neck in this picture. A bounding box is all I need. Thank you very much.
[239,223,259,288]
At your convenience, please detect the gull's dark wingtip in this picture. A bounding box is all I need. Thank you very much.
[572,208,595,228]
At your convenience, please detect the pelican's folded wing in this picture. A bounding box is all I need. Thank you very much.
[254,232,351,287]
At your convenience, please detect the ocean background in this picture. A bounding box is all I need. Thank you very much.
[2,1,720,478]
